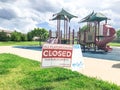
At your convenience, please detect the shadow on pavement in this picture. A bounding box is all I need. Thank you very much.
[112,63,120,68]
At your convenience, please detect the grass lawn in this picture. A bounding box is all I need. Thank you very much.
[0,53,120,90]
[0,41,120,47]
[0,41,45,46]
[108,42,120,47]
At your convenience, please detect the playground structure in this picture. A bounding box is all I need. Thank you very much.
[78,12,116,52]
[47,8,77,44]
[48,28,76,44]
[47,9,116,52]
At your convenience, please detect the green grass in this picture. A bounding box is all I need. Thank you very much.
[1,41,120,47]
[108,42,120,47]
[0,41,45,46]
[0,53,120,90]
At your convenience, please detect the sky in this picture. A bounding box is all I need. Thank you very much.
[0,0,120,33]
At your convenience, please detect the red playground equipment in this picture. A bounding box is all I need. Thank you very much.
[78,11,116,52]
[48,9,116,52]
[96,24,115,51]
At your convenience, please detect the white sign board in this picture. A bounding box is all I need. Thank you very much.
[71,45,84,71]
[41,44,84,71]
[42,44,73,67]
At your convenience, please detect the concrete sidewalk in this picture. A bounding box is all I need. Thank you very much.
[0,46,41,61]
[0,46,120,85]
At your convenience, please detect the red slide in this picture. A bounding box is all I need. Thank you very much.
[96,24,116,52]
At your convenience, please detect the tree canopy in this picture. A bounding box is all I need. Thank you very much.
[11,31,27,41]
[27,28,49,41]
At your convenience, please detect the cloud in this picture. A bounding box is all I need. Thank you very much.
[0,0,17,3]
[28,0,61,13]
[108,0,120,14]
[0,0,120,33]
[0,17,37,33]
[0,7,18,20]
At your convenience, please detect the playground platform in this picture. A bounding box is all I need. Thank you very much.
[82,47,120,61]
[0,46,120,85]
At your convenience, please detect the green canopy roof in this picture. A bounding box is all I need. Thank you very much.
[79,11,94,23]
[52,8,77,21]
[52,15,68,20]
[89,12,108,22]
[79,11,109,23]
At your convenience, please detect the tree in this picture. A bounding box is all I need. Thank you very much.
[0,31,10,41]
[11,31,23,41]
[27,32,33,41]
[80,25,89,32]
[21,34,27,41]
[27,28,49,45]
[117,29,120,38]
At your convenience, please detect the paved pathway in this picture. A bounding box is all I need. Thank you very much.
[0,46,120,85]
[0,46,41,61]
